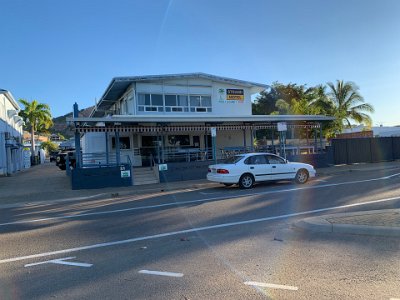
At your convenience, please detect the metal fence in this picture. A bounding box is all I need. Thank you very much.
[81,152,132,168]
[332,137,400,165]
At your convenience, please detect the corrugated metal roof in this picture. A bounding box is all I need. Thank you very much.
[68,114,334,125]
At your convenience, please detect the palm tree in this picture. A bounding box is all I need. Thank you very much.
[18,99,53,163]
[326,80,374,135]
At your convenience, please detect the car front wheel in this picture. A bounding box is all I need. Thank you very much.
[239,173,254,189]
[295,169,309,184]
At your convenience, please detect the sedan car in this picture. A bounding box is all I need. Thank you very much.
[207,153,316,189]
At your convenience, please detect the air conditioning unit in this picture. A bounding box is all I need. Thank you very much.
[7,109,17,118]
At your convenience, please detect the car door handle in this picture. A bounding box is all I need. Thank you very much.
[250,167,254,169]
[272,166,276,168]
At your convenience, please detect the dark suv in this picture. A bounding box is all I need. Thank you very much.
[56,150,76,170]
[49,150,60,162]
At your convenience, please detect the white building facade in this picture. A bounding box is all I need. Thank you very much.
[73,73,332,169]
[67,73,333,187]
[80,73,268,166]
[0,89,24,176]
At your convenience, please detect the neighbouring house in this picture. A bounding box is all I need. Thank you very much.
[341,124,400,138]
[372,126,400,137]
[0,89,24,176]
[23,131,49,144]
[67,73,333,188]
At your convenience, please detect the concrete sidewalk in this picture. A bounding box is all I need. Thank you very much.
[0,162,213,207]
[294,209,400,237]
[317,160,400,175]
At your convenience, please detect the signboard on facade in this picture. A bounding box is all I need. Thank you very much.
[211,127,217,137]
[218,88,244,103]
[277,122,287,132]
[158,164,168,171]
[121,170,131,178]
[226,89,244,101]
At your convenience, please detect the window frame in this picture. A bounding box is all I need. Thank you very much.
[137,92,212,113]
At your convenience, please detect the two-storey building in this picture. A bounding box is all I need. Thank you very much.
[68,73,333,187]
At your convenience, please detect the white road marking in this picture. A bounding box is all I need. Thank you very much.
[24,256,92,268]
[1,172,400,227]
[1,195,399,265]
[138,270,183,277]
[199,191,220,195]
[245,281,298,291]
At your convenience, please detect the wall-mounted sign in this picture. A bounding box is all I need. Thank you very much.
[159,164,168,171]
[211,127,217,137]
[226,89,244,101]
[217,88,245,103]
[121,170,131,178]
[277,122,287,132]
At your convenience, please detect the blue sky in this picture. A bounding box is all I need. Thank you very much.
[1,0,399,125]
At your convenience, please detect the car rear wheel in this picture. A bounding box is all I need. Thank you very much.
[295,169,309,184]
[239,173,254,189]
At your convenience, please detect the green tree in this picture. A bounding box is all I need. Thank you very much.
[253,82,329,116]
[253,82,308,115]
[325,80,374,137]
[18,99,53,162]
[40,141,59,153]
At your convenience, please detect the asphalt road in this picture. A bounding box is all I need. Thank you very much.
[1,169,400,299]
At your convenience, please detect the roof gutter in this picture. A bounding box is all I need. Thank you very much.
[90,79,117,117]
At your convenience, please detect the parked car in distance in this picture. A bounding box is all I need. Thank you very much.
[56,150,76,170]
[207,153,316,189]
[49,150,60,162]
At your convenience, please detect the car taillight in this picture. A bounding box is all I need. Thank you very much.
[217,169,229,174]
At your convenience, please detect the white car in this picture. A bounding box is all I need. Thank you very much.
[207,152,316,189]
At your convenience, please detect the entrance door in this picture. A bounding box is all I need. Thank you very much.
[204,134,212,159]
[193,136,200,148]
[141,136,158,166]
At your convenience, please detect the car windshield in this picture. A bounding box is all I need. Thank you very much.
[222,155,244,164]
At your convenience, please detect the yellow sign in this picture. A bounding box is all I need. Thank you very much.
[226,89,244,101]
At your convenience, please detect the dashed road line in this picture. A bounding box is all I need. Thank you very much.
[138,270,183,277]
[245,281,298,291]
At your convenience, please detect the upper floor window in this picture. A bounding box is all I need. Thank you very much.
[138,94,164,112]
[137,93,212,113]
[165,95,188,112]
[189,95,211,112]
